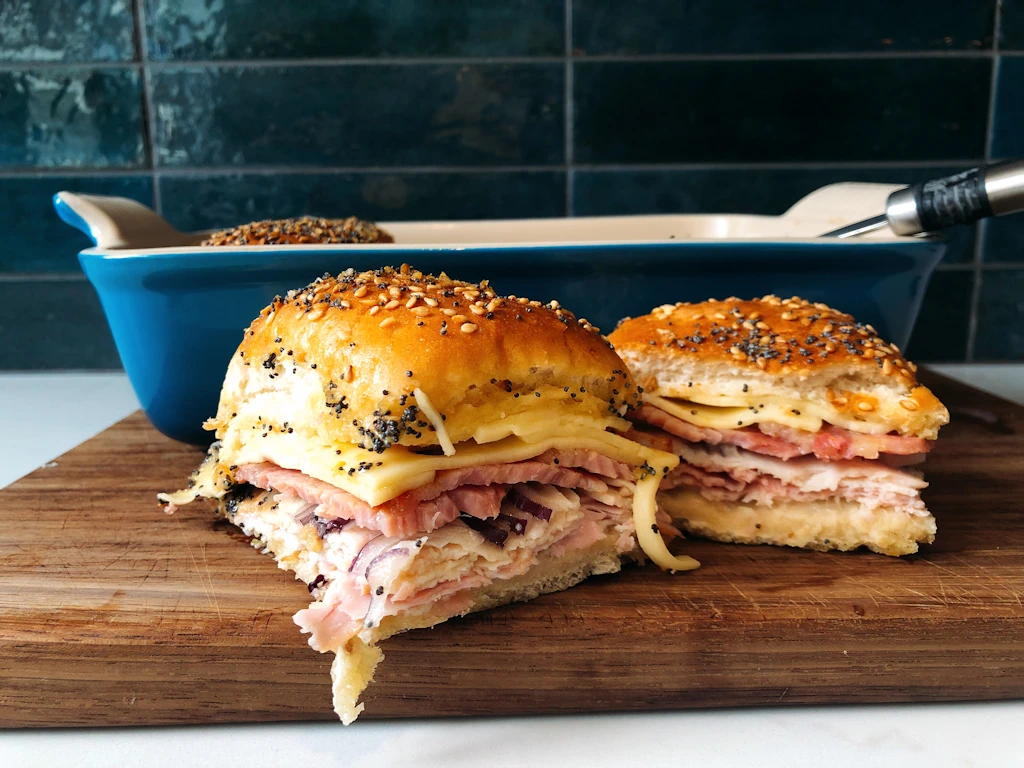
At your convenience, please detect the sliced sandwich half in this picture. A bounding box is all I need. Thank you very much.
[161,265,695,723]
[608,295,949,557]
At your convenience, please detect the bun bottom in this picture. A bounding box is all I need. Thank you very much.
[332,539,625,721]
[659,488,936,557]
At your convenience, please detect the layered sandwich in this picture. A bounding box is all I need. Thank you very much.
[160,265,695,723]
[609,296,949,557]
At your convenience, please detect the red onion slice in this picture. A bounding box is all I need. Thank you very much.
[462,515,510,547]
[315,515,350,538]
[349,534,397,573]
[506,488,553,521]
[362,537,424,631]
[293,502,318,526]
[497,512,528,536]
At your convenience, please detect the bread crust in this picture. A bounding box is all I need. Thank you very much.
[609,295,948,439]
[211,265,639,451]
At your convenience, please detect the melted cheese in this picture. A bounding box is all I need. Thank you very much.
[172,410,690,572]
[220,418,679,508]
[633,471,700,572]
[647,393,889,435]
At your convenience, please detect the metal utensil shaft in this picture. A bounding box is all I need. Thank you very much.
[821,160,1024,238]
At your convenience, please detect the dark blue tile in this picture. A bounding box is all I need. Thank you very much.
[903,270,973,362]
[0,0,136,62]
[991,56,1024,158]
[145,0,562,60]
[572,166,977,264]
[1001,0,1024,49]
[982,215,1024,263]
[575,0,994,55]
[0,68,145,169]
[0,278,120,369]
[158,171,565,231]
[574,59,990,163]
[151,64,563,167]
[0,175,152,273]
[974,270,1024,360]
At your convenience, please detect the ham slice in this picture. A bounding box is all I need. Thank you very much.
[233,450,630,538]
[634,404,930,461]
[662,443,928,516]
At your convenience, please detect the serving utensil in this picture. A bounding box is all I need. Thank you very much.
[821,160,1024,238]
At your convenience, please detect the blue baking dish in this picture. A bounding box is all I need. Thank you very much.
[55,187,946,445]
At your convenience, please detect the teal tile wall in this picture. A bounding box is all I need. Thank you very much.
[0,1,1021,367]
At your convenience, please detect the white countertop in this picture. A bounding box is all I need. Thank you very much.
[2,365,1023,768]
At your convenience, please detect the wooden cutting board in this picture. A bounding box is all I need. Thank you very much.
[1,372,1023,727]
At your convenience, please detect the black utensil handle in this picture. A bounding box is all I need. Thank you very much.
[912,167,993,231]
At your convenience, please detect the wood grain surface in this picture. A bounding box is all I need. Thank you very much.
[1,371,1022,727]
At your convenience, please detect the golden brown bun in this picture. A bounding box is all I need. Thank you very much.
[202,216,394,246]
[660,487,936,557]
[210,265,639,451]
[609,296,948,439]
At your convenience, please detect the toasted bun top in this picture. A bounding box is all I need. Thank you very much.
[609,295,948,439]
[201,216,394,246]
[210,265,639,451]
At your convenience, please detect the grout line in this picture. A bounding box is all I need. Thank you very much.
[0,168,152,179]
[0,160,987,179]
[0,61,142,71]
[573,50,996,62]
[0,50,1002,71]
[133,0,161,213]
[966,2,1002,362]
[153,164,564,176]
[564,0,574,216]
[0,273,87,282]
[569,160,983,172]
[142,56,566,69]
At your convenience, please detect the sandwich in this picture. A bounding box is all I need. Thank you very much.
[608,295,949,557]
[201,215,394,246]
[160,265,696,723]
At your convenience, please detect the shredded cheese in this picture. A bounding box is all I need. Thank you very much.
[633,470,700,572]
[413,387,455,456]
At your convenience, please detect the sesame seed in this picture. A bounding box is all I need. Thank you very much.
[460,322,478,334]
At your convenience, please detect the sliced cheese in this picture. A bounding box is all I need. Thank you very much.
[646,393,890,435]
[221,419,679,508]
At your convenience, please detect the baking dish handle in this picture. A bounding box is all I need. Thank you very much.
[53,191,192,249]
